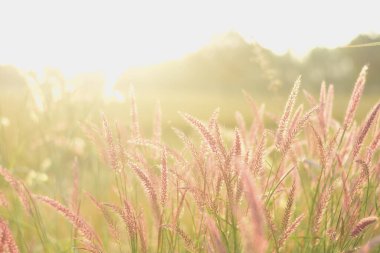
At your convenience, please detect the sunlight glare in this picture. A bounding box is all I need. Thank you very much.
[0,0,379,78]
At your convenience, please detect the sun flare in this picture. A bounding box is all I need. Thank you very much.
[1,0,379,80]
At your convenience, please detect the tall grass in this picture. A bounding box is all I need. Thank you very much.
[0,66,380,252]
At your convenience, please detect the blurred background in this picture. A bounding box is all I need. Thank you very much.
[0,0,379,193]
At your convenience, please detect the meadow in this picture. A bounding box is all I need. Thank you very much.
[0,66,380,252]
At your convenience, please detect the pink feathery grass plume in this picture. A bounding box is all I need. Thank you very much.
[235,111,247,147]
[264,207,278,241]
[243,90,264,136]
[310,125,327,169]
[104,202,137,240]
[351,216,378,237]
[288,105,304,135]
[318,81,327,134]
[344,65,368,129]
[206,218,227,253]
[282,180,296,233]
[211,117,227,159]
[102,114,119,172]
[86,193,120,243]
[325,84,334,130]
[351,160,370,199]
[165,225,197,252]
[35,195,103,250]
[303,89,317,106]
[153,100,162,143]
[279,213,305,248]
[341,171,351,212]
[137,213,147,253]
[181,112,217,153]
[352,102,380,160]
[0,166,32,214]
[128,138,184,163]
[172,127,203,168]
[0,217,19,253]
[250,132,266,176]
[281,105,319,154]
[180,112,222,160]
[129,85,141,139]
[71,157,80,212]
[128,162,160,218]
[233,128,242,157]
[0,192,8,208]
[160,147,168,208]
[241,165,267,253]
[366,129,380,164]
[276,76,301,150]
[313,186,333,234]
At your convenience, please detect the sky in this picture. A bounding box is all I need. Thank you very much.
[0,0,379,78]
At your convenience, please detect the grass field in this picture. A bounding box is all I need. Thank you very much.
[0,66,380,252]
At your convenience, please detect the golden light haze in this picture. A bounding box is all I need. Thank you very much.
[0,0,379,78]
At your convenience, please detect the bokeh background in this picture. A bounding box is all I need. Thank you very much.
[0,1,379,235]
